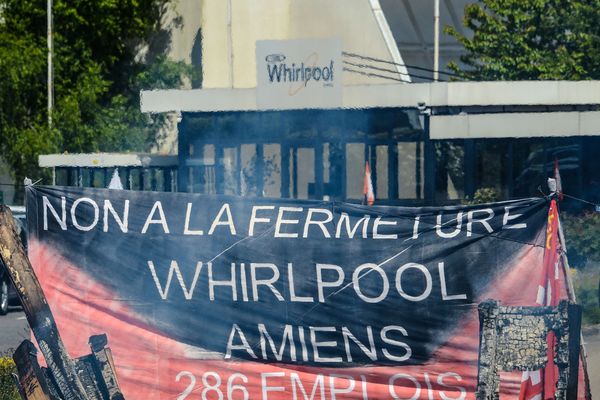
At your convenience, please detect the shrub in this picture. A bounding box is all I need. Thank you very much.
[561,211,600,268]
[0,356,19,400]
[463,187,500,205]
[560,211,600,325]
[571,265,600,326]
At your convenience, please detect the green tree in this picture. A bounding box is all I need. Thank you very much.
[0,0,192,185]
[447,1,600,325]
[446,0,600,80]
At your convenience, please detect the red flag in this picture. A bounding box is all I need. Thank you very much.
[363,161,375,205]
[554,159,564,201]
[520,200,560,400]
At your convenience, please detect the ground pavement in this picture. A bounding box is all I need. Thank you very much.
[0,308,28,355]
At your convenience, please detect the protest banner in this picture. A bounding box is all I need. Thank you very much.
[25,186,573,399]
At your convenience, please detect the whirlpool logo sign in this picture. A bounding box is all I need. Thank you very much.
[256,38,342,108]
[264,52,335,92]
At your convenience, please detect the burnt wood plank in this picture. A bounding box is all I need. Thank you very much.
[74,356,105,399]
[89,335,124,400]
[0,206,89,400]
[567,304,582,400]
[12,340,53,400]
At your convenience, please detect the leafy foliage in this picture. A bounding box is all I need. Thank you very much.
[562,211,600,325]
[562,211,600,268]
[0,0,192,185]
[0,356,19,399]
[463,187,500,204]
[447,0,600,324]
[446,0,600,80]
[571,266,600,325]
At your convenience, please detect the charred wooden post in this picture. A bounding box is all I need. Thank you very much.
[0,205,87,399]
[476,299,582,400]
[0,205,124,400]
[87,335,123,400]
[12,340,58,400]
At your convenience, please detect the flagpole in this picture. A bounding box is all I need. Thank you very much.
[47,0,53,128]
[557,209,593,399]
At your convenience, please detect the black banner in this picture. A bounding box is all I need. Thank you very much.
[26,186,555,399]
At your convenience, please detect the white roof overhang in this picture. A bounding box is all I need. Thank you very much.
[430,111,600,139]
[39,153,178,168]
[141,81,600,113]
[140,81,600,138]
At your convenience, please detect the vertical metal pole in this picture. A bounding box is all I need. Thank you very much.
[505,141,514,198]
[292,147,298,199]
[47,0,53,127]
[315,141,324,199]
[464,139,476,199]
[388,142,398,200]
[171,168,177,192]
[103,168,109,188]
[150,168,158,191]
[127,169,133,190]
[424,115,436,203]
[163,168,170,192]
[416,141,422,199]
[255,144,264,197]
[177,118,189,193]
[140,168,146,191]
[433,0,440,81]
[281,144,290,198]
[236,146,242,195]
[215,146,224,195]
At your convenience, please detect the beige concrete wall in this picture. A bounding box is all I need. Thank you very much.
[230,0,291,88]
[201,0,291,88]
[289,0,399,85]
[200,0,403,88]
[168,0,203,65]
[201,0,233,88]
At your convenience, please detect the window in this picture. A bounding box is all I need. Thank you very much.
[181,108,425,203]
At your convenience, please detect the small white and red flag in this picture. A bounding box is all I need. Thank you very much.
[554,158,564,201]
[363,160,375,205]
[519,199,560,400]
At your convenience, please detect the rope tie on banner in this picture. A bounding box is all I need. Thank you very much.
[24,177,43,186]
[538,188,554,201]
[562,193,599,208]
[544,180,600,210]
[0,179,42,188]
